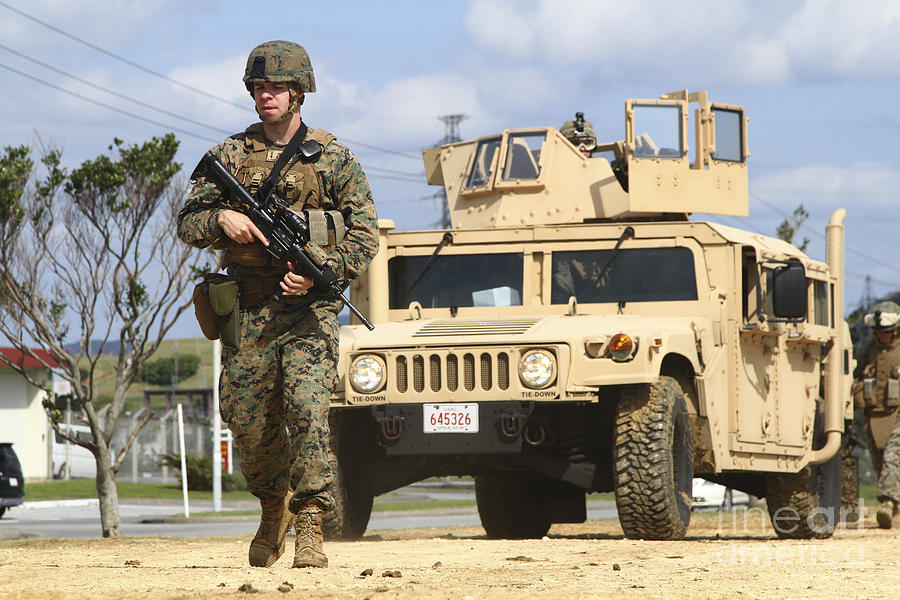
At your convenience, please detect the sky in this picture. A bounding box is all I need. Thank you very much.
[1,0,899,340]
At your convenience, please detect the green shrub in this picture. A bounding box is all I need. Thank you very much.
[159,452,244,491]
[142,353,201,386]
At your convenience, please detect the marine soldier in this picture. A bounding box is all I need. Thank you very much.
[559,111,597,157]
[853,300,900,528]
[177,40,379,566]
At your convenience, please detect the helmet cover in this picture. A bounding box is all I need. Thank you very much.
[865,300,900,332]
[243,40,316,94]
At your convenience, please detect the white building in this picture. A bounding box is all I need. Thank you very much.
[0,348,57,480]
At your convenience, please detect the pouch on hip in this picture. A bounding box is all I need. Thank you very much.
[192,273,240,350]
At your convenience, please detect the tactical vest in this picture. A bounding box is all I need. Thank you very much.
[223,123,346,269]
[857,337,900,410]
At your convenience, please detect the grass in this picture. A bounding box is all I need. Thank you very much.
[82,337,217,414]
[24,479,254,502]
[860,483,878,505]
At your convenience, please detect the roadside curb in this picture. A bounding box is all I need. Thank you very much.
[21,499,99,510]
[140,514,258,524]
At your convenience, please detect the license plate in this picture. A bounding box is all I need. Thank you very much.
[423,403,478,433]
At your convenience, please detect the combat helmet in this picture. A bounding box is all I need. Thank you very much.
[559,111,597,153]
[864,300,900,332]
[243,40,316,94]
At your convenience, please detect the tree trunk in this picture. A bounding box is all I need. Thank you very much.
[94,445,121,537]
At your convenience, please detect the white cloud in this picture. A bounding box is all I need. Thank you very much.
[166,55,252,126]
[784,0,900,78]
[463,0,900,85]
[753,163,900,210]
[312,72,490,147]
[0,0,184,49]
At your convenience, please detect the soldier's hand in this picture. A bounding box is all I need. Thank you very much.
[218,209,268,245]
[281,261,313,296]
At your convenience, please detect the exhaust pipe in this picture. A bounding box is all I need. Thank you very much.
[810,209,846,464]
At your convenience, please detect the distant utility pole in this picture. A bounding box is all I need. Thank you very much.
[433,114,467,229]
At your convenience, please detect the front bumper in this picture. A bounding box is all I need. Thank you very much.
[372,402,534,456]
[0,493,25,508]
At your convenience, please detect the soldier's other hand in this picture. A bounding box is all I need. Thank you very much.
[281,262,313,296]
[218,209,269,245]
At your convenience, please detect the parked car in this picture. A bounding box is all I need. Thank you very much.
[52,424,98,479]
[0,442,25,517]
[692,478,750,510]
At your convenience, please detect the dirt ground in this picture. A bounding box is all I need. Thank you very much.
[1,510,897,600]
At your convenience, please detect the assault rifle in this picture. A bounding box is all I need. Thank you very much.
[196,151,375,331]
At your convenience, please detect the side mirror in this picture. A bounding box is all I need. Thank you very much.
[771,260,806,320]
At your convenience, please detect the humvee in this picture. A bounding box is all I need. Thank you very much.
[326,90,854,541]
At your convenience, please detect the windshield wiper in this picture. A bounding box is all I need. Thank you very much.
[406,232,454,295]
[594,226,635,288]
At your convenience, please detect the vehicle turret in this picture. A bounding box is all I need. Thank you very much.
[422,90,749,229]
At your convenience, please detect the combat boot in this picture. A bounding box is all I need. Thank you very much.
[292,499,328,568]
[876,499,897,529]
[248,492,295,567]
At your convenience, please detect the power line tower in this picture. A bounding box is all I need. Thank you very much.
[858,274,874,313]
[437,114,467,146]
[432,114,467,228]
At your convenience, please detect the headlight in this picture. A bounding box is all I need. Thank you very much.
[608,333,636,361]
[519,349,556,389]
[350,355,386,393]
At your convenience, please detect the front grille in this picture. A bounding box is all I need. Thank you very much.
[498,353,509,389]
[429,354,441,392]
[394,349,511,396]
[396,356,408,393]
[480,353,492,390]
[413,355,424,392]
[447,354,458,391]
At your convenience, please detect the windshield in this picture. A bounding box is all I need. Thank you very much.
[389,253,524,309]
[632,104,683,158]
[711,107,743,162]
[551,247,697,304]
[501,132,544,180]
[465,137,501,188]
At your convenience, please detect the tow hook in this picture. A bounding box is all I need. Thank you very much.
[498,412,523,439]
[379,414,405,441]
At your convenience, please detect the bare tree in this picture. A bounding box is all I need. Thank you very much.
[0,134,206,537]
[775,204,810,253]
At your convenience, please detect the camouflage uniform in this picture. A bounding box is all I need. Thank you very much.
[852,301,900,527]
[178,127,378,511]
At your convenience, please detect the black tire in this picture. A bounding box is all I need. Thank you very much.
[614,376,693,540]
[323,413,374,541]
[765,450,840,539]
[0,506,6,518]
[323,450,373,540]
[475,471,552,539]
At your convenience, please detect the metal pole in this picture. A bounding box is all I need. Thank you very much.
[160,414,168,483]
[212,339,222,512]
[64,398,71,480]
[177,403,189,518]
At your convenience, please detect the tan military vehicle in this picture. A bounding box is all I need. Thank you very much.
[326,90,854,541]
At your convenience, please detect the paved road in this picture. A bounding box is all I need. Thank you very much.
[0,485,618,540]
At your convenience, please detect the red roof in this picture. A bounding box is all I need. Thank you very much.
[0,347,60,369]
